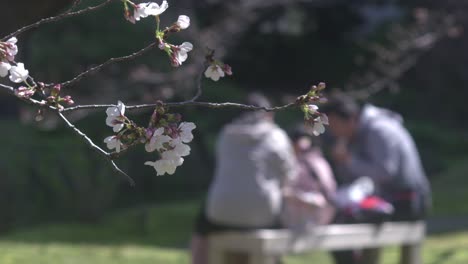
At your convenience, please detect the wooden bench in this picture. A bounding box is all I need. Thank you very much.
[209,221,425,264]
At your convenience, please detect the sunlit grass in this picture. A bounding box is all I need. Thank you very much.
[285,231,468,264]
[0,231,467,264]
[0,242,188,264]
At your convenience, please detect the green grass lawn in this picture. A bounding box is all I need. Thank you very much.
[0,159,467,264]
[1,216,467,264]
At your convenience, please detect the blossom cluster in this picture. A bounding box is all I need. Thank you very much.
[299,82,329,136]
[204,51,233,82]
[144,121,195,175]
[104,101,196,176]
[122,0,233,81]
[305,104,329,136]
[122,0,194,67]
[0,36,74,108]
[0,37,29,84]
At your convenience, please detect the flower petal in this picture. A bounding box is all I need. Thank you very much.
[176,15,190,29]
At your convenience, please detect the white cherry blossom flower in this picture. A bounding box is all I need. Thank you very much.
[178,122,196,143]
[145,127,171,152]
[104,135,123,152]
[320,113,329,125]
[161,149,185,163]
[133,5,147,21]
[134,0,168,21]
[145,154,184,176]
[172,42,193,66]
[5,37,18,61]
[0,61,11,77]
[9,63,29,83]
[312,116,327,136]
[308,104,319,115]
[204,65,225,81]
[312,122,325,136]
[106,101,126,132]
[176,15,190,29]
[168,138,191,157]
[145,0,169,16]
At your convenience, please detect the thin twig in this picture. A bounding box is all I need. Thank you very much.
[67,0,84,13]
[58,42,157,88]
[110,160,135,186]
[189,63,208,102]
[57,112,109,156]
[0,83,14,93]
[1,0,114,41]
[0,83,51,107]
[61,101,298,113]
[57,111,135,185]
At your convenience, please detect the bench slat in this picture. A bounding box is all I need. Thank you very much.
[210,221,425,254]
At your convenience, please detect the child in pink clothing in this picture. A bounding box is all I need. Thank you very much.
[282,127,336,229]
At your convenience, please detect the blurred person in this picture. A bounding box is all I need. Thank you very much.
[190,92,297,264]
[321,93,431,264]
[282,125,336,229]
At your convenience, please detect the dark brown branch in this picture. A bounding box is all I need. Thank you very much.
[1,0,114,41]
[59,42,158,88]
[57,111,135,186]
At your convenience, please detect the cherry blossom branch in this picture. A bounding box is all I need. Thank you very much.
[1,0,114,41]
[0,83,52,107]
[57,111,135,186]
[1,1,326,182]
[61,101,298,113]
[58,42,158,88]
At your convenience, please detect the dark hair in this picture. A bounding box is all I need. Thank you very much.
[320,93,360,120]
[246,92,272,109]
[231,92,272,122]
[289,123,322,147]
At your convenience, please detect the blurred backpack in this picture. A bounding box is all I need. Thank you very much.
[334,177,394,223]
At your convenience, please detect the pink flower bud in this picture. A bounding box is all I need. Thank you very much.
[52,84,61,93]
[124,8,136,24]
[223,64,233,76]
[317,82,326,91]
[14,86,35,99]
[46,95,57,103]
[145,128,155,140]
[51,84,61,96]
[62,95,74,105]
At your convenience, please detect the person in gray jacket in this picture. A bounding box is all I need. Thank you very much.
[190,92,297,264]
[322,93,431,221]
[321,93,431,264]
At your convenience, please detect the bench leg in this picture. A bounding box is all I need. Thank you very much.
[362,248,381,264]
[400,244,422,264]
[208,245,224,264]
[249,253,278,264]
